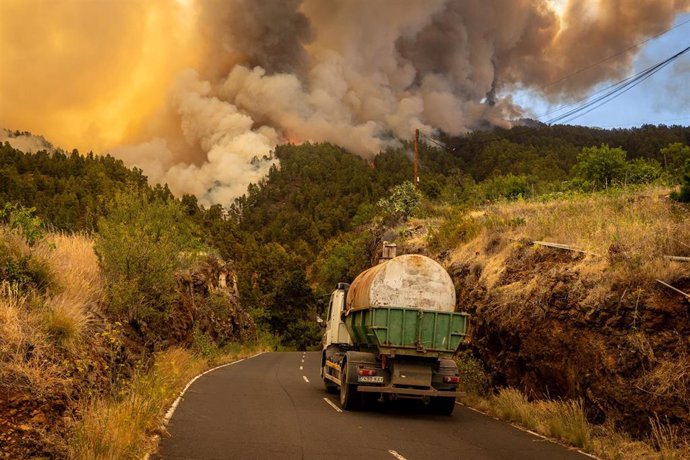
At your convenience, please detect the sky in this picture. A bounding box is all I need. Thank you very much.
[516,12,690,128]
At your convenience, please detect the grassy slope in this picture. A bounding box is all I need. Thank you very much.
[1,231,106,456]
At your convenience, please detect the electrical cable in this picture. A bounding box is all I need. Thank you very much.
[542,44,690,125]
[543,16,690,90]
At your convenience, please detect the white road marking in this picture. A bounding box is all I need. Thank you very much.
[299,366,303,370]
[147,351,267,460]
[164,358,247,423]
[456,401,596,458]
[302,375,310,383]
[143,352,266,460]
[323,397,342,413]
[388,450,407,460]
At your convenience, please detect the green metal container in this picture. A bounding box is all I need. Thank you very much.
[344,307,469,358]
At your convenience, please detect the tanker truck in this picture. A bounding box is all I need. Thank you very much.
[320,249,469,414]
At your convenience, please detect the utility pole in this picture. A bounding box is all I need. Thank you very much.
[413,128,419,189]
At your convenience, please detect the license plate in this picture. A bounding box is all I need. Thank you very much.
[358,376,384,383]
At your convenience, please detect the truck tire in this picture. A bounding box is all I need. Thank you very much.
[339,363,359,410]
[431,396,456,415]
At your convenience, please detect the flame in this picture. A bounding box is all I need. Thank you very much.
[285,134,304,145]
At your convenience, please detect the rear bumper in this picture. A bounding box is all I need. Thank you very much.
[357,385,457,398]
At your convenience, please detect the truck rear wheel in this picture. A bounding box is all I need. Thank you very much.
[339,364,359,410]
[431,396,456,415]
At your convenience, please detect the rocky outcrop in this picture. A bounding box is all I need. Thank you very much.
[175,255,256,346]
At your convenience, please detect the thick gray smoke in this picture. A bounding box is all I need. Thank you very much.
[112,0,690,206]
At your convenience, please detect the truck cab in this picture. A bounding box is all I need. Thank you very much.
[323,283,352,348]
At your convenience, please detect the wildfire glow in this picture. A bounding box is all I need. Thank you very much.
[0,0,203,153]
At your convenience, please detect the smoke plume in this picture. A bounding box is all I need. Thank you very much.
[1,0,688,205]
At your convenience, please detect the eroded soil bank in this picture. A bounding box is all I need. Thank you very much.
[449,240,689,438]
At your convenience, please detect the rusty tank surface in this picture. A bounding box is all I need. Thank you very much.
[346,254,456,312]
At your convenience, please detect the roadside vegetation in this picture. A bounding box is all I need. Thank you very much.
[456,354,689,459]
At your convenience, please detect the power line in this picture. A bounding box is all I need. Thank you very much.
[544,16,690,90]
[536,72,639,120]
[542,44,690,125]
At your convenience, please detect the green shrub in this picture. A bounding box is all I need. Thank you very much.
[573,144,628,189]
[0,203,45,246]
[427,215,482,252]
[267,270,320,349]
[0,230,53,292]
[480,174,531,201]
[94,189,202,325]
[671,159,690,203]
[455,350,490,396]
[311,231,371,289]
[377,181,422,222]
[660,143,690,182]
[192,329,220,359]
[625,158,662,185]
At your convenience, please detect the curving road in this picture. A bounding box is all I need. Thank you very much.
[155,352,590,460]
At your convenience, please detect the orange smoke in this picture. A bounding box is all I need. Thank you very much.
[0,0,203,153]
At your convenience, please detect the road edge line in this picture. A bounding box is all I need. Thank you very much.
[455,401,598,459]
[143,351,266,460]
[163,351,265,424]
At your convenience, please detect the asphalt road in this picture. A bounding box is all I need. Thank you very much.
[156,352,590,460]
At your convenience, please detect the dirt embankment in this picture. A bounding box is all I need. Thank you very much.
[424,191,690,440]
[449,240,689,438]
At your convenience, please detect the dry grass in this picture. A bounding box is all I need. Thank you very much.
[537,399,592,449]
[650,415,688,460]
[636,357,690,404]
[444,187,689,289]
[435,186,690,334]
[0,231,102,395]
[40,233,103,306]
[69,344,268,460]
[0,283,68,395]
[39,233,102,351]
[489,388,591,449]
[461,389,689,459]
[437,188,690,458]
[69,348,205,459]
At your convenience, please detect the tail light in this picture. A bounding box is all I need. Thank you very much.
[443,376,460,384]
[358,368,376,376]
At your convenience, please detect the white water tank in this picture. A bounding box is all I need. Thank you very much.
[346,254,456,312]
